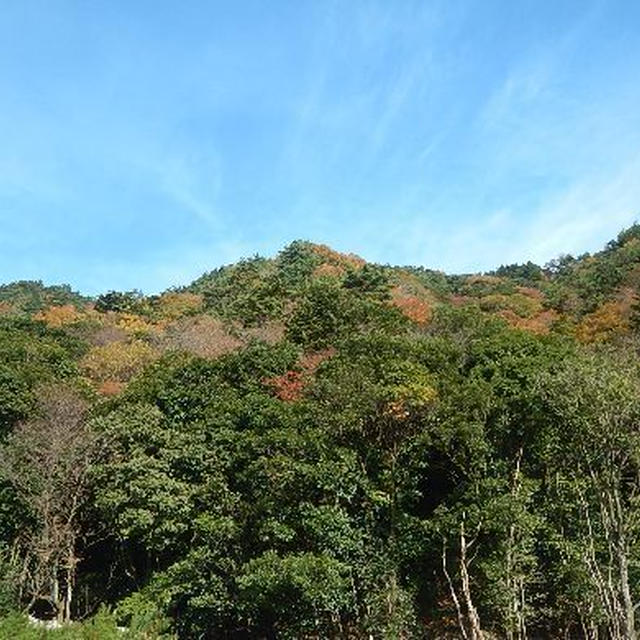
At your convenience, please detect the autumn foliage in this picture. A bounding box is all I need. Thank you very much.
[576,300,630,343]
[152,291,204,321]
[309,243,366,270]
[80,339,158,386]
[34,304,86,327]
[390,286,431,325]
[264,348,335,401]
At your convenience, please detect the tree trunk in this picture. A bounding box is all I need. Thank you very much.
[65,565,73,624]
[614,487,636,640]
[442,538,469,640]
[506,448,527,640]
[460,521,483,640]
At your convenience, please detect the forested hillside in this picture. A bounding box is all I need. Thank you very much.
[2,227,640,638]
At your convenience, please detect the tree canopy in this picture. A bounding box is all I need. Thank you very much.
[2,230,640,637]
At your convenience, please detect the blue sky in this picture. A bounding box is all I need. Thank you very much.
[1,1,639,294]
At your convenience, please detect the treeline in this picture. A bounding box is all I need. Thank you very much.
[0,230,640,638]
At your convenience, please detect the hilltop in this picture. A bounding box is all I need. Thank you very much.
[2,228,640,399]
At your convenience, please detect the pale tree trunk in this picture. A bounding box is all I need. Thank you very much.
[64,565,73,624]
[441,517,483,640]
[459,520,483,640]
[579,485,620,639]
[443,538,470,640]
[613,486,636,640]
[506,448,527,640]
[578,460,638,640]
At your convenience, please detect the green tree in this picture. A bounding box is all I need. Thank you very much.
[538,350,640,639]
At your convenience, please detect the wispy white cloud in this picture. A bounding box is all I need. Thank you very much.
[394,154,640,274]
[514,155,640,264]
[149,151,223,231]
[2,0,640,292]
[84,237,255,295]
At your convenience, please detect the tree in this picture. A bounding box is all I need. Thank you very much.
[343,264,391,301]
[276,240,321,289]
[80,340,158,388]
[237,551,353,638]
[95,290,145,314]
[0,317,81,432]
[539,350,640,639]
[0,386,99,623]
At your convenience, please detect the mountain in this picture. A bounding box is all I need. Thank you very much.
[1,227,640,638]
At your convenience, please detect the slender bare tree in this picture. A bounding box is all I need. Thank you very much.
[0,385,98,623]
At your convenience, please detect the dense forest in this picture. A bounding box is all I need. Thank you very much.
[1,226,640,639]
